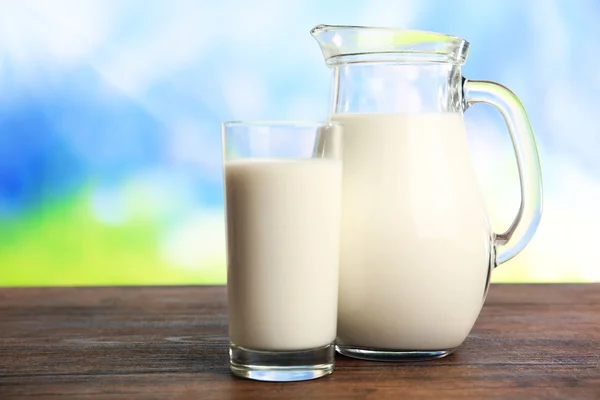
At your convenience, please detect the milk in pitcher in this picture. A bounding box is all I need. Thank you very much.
[332,112,493,350]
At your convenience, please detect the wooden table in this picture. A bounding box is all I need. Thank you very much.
[0,285,599,399]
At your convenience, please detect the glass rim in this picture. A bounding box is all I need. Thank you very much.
[222,120,342,128]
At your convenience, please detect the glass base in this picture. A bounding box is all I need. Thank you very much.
[336,344,455,362]
[229,343,334,382]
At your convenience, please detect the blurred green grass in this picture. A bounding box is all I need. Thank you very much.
[0,193,226,287]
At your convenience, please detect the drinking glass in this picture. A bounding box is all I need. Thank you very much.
[222,121,343,381]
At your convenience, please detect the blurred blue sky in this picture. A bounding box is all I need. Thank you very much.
[1,0,599,283]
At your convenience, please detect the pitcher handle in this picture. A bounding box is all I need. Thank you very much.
[462,79,543,265]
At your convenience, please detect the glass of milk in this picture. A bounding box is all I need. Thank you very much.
[222,121,343,382]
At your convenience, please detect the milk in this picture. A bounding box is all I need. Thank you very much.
[331,113,492,350]
[225,159,342,351]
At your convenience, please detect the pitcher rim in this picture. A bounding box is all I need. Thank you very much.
[311,24,470,66]
[311,24,468,42]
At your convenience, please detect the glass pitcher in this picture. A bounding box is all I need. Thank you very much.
[311,25,542,361]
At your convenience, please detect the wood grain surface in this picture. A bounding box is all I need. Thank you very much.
[0,284,599,399]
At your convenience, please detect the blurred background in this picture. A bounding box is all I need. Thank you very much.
[0,0,598,286]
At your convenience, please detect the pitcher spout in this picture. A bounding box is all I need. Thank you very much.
[310,24,470,66]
